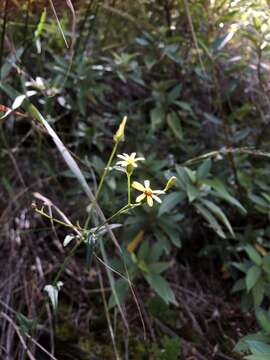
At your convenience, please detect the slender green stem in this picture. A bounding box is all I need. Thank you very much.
[93,204,130,234]
[84,141,119,230]
[127,173,131,205]
[52,142,120,285]
[53,238,83,285]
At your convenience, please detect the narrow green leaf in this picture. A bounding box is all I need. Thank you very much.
[167,112,183,140]
[200,199,234,237]
[196,158,212,180]
[195,203,226,238]
[186,183,200,203]
[256,308,270,334]
[145,273,176,305]
[246,266,261,292]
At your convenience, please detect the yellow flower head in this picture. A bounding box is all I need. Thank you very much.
[132,180,165,207]
[116,152,145,173]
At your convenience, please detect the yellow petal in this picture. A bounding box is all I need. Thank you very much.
[152,194,162,203]
[132,181,145,192]
[136,194,146,202]
[147,196,153,207]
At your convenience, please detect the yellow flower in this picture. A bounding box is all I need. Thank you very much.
[116,152,145,172]
[132,180,165,207]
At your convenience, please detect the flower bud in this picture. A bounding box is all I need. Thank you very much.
[163,176,176,192]
[114,116,127,142]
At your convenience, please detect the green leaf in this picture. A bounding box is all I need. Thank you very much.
[138,240,151,261]
[196,158,212,180]
[246,266,261,292]
[204,178,247,214]
[145,273,176,305]
[158,191,184,216]
[200,199,234,237]
[252,279,264,307]
[234,333,270,353]
[16,313,37,335]
[175,165,190,190]
[246,340,270,354]
[232,261,251,273]
[256,308,270,334]
[150,107,165,131]
[159,223,181,248]
[148,262,171,274]
[262,254,270,274]
[245,245,262,266]
[195,203,226,238]
[108,279,129,309]
[186,183,200,203]
[34,7,47,38]
[232,278,246,293]
[167,112,183,140]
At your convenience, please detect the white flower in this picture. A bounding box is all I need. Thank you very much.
[116,152,145,170]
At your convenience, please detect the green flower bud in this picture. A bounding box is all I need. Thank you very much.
[163,176,176,192]
[114,116,127,142]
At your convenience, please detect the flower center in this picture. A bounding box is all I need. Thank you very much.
[144,189,152,197]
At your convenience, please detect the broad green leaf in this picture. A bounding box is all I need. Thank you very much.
[196,158,212,180]
[245,245,262,266]
[246,266,261,292]
[232,261,251,273]
[158,191,184,216]
[184,167,196,183]
[256,308,270,334]
[234,333,270,353]
[231,278,246,293]
[145,273,176,305]
[175,165,190,190]
[186,183,200,203]
[159,223,181,247]
[195,203,226,239]
[252,280,264,307]
[150,107,165,131]
[148,262,171,274]
[167,112,183,140]
[246,340,270,354]
[262,254,270,274]
[168,84,182,102]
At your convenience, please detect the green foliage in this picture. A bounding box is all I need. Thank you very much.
[150,336,182,360]
[2,0,270,358]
